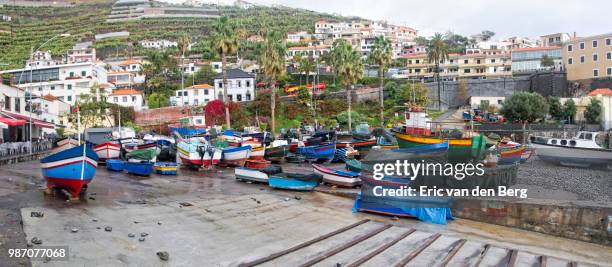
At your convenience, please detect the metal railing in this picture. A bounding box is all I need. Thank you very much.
[0,140,53,159]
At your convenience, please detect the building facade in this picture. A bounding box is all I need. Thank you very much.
[511,46,563,74]
[214,69,255,102]
[562,32,612,81]
[403,51,511,81]
[171,84,216,106]
[108,88,145,111]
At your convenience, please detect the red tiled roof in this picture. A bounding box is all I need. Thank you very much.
[288,45,331,51]
[42,94,58,101]
[186,84,213,90]
[119,59,140,66]
[587,88,612,96]
[109,88,141,96]
[512,46,561,52]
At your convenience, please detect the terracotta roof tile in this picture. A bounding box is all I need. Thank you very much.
[587,88,612,96]
[109,88,142,96]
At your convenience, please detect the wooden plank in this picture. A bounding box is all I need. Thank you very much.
[507,249,519,267]
[237,219,370,267]
[393,233,442,267]
[345,228,416,267]
[437,239,467,267]
[297,224,393,267]
[473,244,491,267]
[539,255,548,267]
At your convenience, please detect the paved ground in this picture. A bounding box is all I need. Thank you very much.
[0,160,611,266]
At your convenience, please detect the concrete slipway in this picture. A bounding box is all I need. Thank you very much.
[1,160,611,266]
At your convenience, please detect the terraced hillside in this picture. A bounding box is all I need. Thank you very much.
[0,0,350,70]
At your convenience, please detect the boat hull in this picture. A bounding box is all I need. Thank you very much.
[249,146,266,159]
[496,145,525,165]
[312,164,361,187]
[106,159,124,172]
[265,145,289,160]
[394,132,485,162]
[124,162,154,176]
[297,143,336,161]
[235,167,269,183]
[41,145,98,198]
[268,177,318,191]
[177,142,221,168]
[93,142,121,163]
[222,145,251,167]
[532,143,612,168]
[154,162,178,175]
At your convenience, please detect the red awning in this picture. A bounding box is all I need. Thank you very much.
[0,111,54,129]
[0,117,27,126]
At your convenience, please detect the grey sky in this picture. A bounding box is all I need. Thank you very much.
[166,0,610,39]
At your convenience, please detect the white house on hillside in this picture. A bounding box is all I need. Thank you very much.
[172,84,216,106]
[108,88,145,111]
[214,69,255,102]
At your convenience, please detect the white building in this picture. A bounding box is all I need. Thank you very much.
[1,62,109,106]
[1,84,55,142]
[286,45,331,60]
[214,69,255,102]
[171,84,216,106]
[117,59,146,84]
[286,31,311,43]
[108,88,145,111]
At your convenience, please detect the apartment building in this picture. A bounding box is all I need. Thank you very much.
[541,33,572,47]
[562,32,612,81]
[402,51,511,81]
[171,84,216,106]
[511,46,563,74]
[286,31,312,43]
[286,45,331,60]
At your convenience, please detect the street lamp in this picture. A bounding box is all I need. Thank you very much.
[18,33,71,154]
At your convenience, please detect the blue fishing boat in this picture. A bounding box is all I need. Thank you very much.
[268,172,322,191]
[360,141,449,172]
[312,164,361,187]
[41,144,99,199]
[124,161,154,176]
[296,143,336,162]
[154,162,178,175]
[106,159,124,172]
[345,159,362,173]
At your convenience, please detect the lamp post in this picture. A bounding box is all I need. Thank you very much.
[19,33,71,154]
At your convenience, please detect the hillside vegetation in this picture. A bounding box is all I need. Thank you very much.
[0,1,349,69]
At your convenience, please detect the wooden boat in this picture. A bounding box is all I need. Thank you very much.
[394,132,485,162]
[177,140,222,168]
[106,159,124,172]
[312,164,361,187]
[494,144,525,165]
[124,161,154,176]
[235,165,282,183]
[296,143,336,162]
[285,153,306,163]
[41,144,98,198]
[265,140,289,161]
[124,140,157,152]
[93,141,121,163]
[53,138,79,152]
[221,145,251,167]
[245,159,270,169]
[126,148,157,163]
[268,172,322,191]
[336,138,377,151]
[360,142,449,172]
[531,131,612,168]
[249,145,266,160]
[154,162,178,175]
[345,159,362,173]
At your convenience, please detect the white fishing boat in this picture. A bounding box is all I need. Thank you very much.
[53,138,79,152]
[235,167,269,183]
[531,131,612,168]
[177,138,221,168]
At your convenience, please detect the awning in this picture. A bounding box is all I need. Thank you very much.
[0,117,27,127]
[0,111,54,129]
[0,121,7,129]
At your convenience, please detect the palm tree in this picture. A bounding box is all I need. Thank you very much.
[300,56,316,86]
[212,16,238,129]
[257,30,286,136]
[427,33,449,110]
[368,35,392,127]
[177,34,192,92]
[331,40,363,131]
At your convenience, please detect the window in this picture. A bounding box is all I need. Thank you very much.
[568,58,573,64]
[67,96,72,102]
[608,67,612,76]
[228,95,233,101]
[592,40,598,48]
[4,96,9,110]
[184,91,188,97]
[593,53,598,61]
[491,59,496,63]
[580,55,585,63]
[50,86,55,90]
[204,89,209,95]
[14,99,20,112]
[607,38,611,46]
[177,91,182,96]
[237,94,242,101]
[113,97,118,102]
[132,96,136,102]
[567,45,573,52]
[415,60,420,64]
[81,71,86,77]
[122,96,127,102]
[476,59,481,64]
[607,52,611,60]
[218,82,223,88]
[579,42,585,49]
[69,71,74,77]
[194,99,199,105]
[67,84,72,90]
[238,81,242,88]
[464,69,471,73]
[246,81,251,87]
[593,69,599,77]
[408,60,412,64]
[464,59,468,64]
[246,93,251,101]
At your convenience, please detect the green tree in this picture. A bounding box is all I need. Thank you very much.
[299,56,316,86]
[330,39,363,130]
[257,30,286,136]
[541,55,554,68]
[368,35,393,127]
[500,92,549,123]
[399,82,428,107]
[563,98,576,124]
[177,34,192,91]
[427,33,450,110]
[548,96,563,119]
[212,16,239,129]
[584,98,602,124]
[148,93,169,109]
[185,65,216,86]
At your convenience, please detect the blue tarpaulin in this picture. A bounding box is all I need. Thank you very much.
[170,127,207,137]
[352,192,454,225]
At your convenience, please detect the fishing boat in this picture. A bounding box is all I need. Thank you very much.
[493,143,525,165]
[124,139,157,153]
[106,159,124,172]
[41,144,99,199]
[285,153,306,163]
[154,162,178,175]
[336,138,377,151]
[296,143,336,162]
[124,161,154,176]
[531,131,612,168]
[245,159,270,169]
[394,132,485,162]
[312,164,361,187]
[249,146,266,160]
[221,145,251,167]
[360,142,449,172]
[93,141,121,163]
[345,159,363,173]
[265,140,289,161]
[177,139,222,168]
[235,165,282,183]
[268,172,322,191]
[53,137,79,152]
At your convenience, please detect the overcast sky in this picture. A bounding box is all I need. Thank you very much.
[166,0,610,39]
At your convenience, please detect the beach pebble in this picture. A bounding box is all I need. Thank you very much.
[294,196,301,200]
[92,219,98,222]
[31,237,42,245]
[139,237,145,242]
[104,226,112,232]
[71,228,79,233]
[179,202,193,207]
[284,198,290,201]
[140,232,148,237]
[128,233,135,238]
[157,251,169,261]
